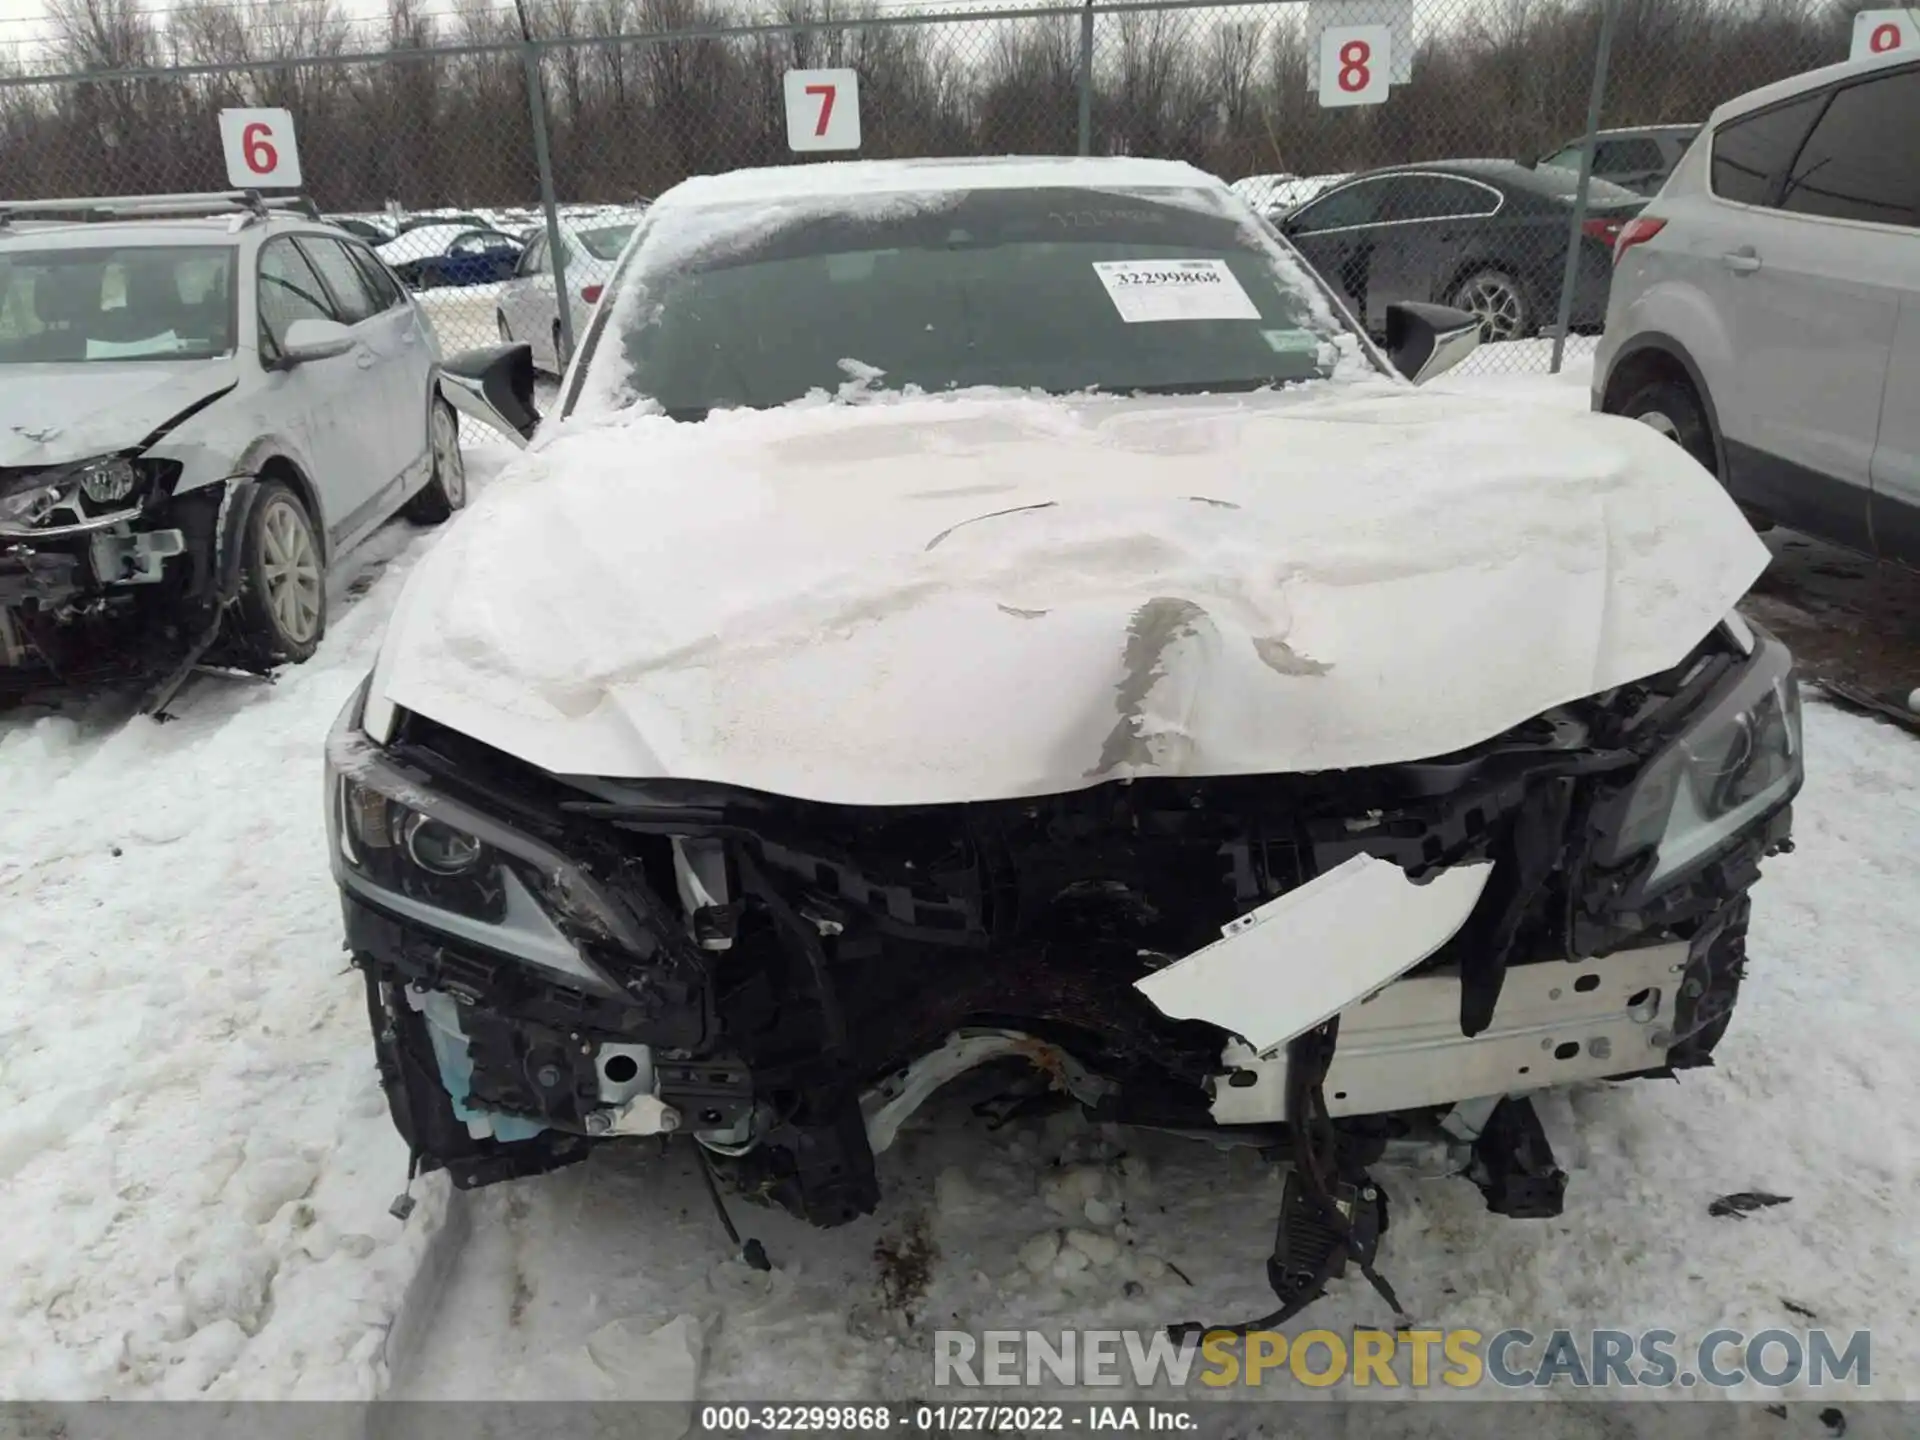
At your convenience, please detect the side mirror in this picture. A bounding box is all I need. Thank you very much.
[277,317,355,367]
[438,343,540,448]
[1384,301,1481,385]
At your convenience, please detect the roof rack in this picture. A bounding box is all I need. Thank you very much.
[0,190,322,231]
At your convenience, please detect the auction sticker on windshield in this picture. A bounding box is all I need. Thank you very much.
[1093,259,1261,323]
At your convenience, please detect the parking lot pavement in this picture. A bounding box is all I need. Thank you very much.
[1746,529,1920,713]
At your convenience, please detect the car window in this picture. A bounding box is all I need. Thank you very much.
[1779,68,1920,228]
[345,241,405,311]
[1711,92,1827,206]
[296,236,380,324]
[1383,175,1499,222]
[578,185,1373,420]
[1593,137,1667,172]
[0,245,236,363]
[258,237,339,353]
[1288,178,1392,232]
[517,236,547,276]
[576,223,637,260]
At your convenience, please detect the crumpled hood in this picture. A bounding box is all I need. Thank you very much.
[372,385,1770,805]
[0,361,238,468]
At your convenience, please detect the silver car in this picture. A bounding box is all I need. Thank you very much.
[494,210,644,375]
[0,192,466,703]
[1594,49,1919,566]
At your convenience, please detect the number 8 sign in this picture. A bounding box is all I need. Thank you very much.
[784,69,861,152]
[219,108,302,188]
[1317,24,1392,108]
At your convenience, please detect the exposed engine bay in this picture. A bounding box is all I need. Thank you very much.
[0,450,267,707]
[333,609,1798,1316]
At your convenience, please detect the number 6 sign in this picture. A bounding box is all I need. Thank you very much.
[219,108,302,188]
[784,69,861,152]
[1317,24,1392,107]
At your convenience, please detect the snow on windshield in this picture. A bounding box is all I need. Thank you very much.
[568,184,1371,421]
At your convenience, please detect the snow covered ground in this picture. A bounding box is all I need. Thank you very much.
[1,353,1915,1408]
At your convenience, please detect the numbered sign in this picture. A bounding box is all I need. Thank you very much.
[219,108,302,188]
[1305,0,1413,89]
[784,68,861,152]
[1318,25,1392,108]
[1850,8,1917,59]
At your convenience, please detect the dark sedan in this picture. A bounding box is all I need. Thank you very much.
[1274,160,1646,344]
[375,225,524,291]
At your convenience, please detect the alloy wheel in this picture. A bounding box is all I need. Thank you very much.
[259,497,322,645]
[432,403,466,506]
[1455,274,1526,343]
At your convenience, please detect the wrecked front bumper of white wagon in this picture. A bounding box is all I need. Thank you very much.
[327,619,1799,1323]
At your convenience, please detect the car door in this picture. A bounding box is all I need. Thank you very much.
[294,234,418,533]
[1281,177,1396,332]
[499,235,546,347]
[347,236,437,488]
[255,235,382,547]
[1713,67,1916,555]
[1879,295,1920,567]
[1834,70,1920,566]
[1377,174,1505,313]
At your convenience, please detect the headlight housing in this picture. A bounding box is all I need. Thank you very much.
[0,454,162,530]
[1594,627,1801,892]
[325,678,647,995]
[77,456,140,504]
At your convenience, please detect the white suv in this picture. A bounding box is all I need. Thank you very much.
[0,192,467,704]
[1593,51,1919,568]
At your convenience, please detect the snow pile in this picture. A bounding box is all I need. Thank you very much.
[0,463,506,1399]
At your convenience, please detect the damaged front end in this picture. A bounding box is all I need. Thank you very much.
[330,618,1800,1274]
[0,445,256,702]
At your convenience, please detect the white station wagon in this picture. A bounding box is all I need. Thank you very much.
[0,191,466,707]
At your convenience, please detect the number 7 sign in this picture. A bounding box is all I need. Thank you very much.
[784,68,861,152]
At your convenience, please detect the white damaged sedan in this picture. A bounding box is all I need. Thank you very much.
[328,157,1799,1325]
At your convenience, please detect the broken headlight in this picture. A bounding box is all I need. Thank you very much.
[1595,626,1801,891]
[0,455,161,530]
[76,456,140,504]
[325,678,645,994]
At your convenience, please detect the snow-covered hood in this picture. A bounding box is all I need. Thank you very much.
[0,360,238,468]
[371,386,1770,805]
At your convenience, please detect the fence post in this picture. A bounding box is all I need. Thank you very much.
[1076,0,1094,156]
[522,40,575,364]
[1550,0,1620,375]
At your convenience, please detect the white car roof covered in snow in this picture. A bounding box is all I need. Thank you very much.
[651,156,1231,211]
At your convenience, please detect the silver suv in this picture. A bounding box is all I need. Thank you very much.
[0,192,467,707]
[1593,51,1919,568]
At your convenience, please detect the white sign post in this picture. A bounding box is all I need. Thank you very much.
[1305,0,1413,92]
[784,69,861,152]
[1317,24,1393,108]
[219,108,302,188]
[1850,8,1918,59]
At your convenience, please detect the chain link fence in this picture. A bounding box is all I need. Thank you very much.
[0,0,1872,373]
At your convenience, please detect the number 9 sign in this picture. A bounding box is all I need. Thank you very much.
[1317,24,1392,108]
[1850,9,1916,59]
[219,108,303,188]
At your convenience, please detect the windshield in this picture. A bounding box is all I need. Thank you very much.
[0,245,235,363]
[576,223,636,260]
[574,185,1365,418]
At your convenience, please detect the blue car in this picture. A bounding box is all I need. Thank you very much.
[375,225,524,291]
